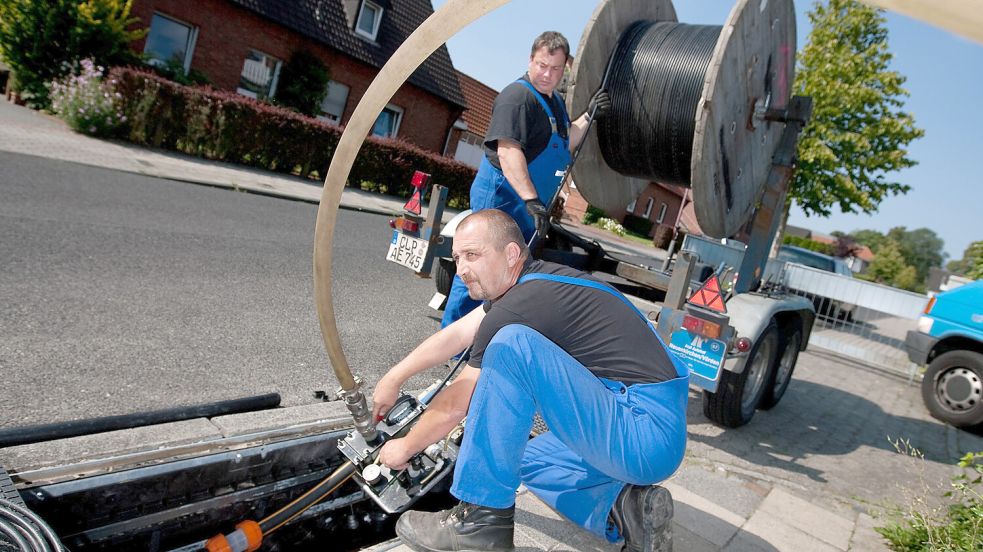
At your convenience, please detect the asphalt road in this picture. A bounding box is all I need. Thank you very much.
[0,151,443,428]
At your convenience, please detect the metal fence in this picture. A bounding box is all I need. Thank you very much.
[769,262,930,378]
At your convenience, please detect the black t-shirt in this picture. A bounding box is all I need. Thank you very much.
[468,260,678,385]
[483,75,569,170]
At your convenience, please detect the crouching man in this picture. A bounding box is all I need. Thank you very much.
[372,209,688,552]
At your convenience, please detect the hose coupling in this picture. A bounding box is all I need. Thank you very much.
[338,377,379,443]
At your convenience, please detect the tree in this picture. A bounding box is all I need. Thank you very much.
[849,229,887,252]
[885,226,945,283]
[0,0,144,108]
[790,0,924,218]
[949,241,983,279]
[275,50,330,117]
[865,240,905,283]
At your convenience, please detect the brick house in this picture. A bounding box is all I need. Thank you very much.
[129,0,466,153]
[445,70,497,168]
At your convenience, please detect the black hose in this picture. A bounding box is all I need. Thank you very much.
[597,21,721,186]
[0,393,281,447]
[257,460,356,535]
[0,498,65,552]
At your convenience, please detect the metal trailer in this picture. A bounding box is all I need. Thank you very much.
[386,96,817,432]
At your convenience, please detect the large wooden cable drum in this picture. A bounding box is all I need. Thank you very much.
[569,0,796,238]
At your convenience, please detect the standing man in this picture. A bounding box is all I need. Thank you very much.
[441,31,611,328]
[374,210,687,552]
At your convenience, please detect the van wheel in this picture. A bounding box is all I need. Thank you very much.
[432,258,456,297]
[703,322,778,427]
[921,350,983,427]
[759,324,801,409]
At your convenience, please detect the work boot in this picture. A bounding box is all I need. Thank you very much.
[395,501,515,552]
[610,485,673,552]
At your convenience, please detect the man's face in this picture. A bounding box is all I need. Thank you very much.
[452,222,513,302]
[527,46,567,96]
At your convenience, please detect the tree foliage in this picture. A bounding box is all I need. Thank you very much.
[885,226,945,283]
[791,0,924,217]
[865,240,916,290]
[948,241,983,279]
[275,50,330,117]
[0,0,144,108]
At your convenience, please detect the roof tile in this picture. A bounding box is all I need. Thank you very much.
[230,0,465,107]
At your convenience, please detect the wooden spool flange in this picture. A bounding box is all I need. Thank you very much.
[569,0,796,238]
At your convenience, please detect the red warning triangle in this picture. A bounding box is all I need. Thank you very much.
[688,275,727,313]
[403,188,422,215]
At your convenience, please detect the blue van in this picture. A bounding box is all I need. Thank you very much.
[905,280,983,428]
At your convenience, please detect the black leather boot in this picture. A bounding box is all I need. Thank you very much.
[610,485,673,552]
[395,501,515,552]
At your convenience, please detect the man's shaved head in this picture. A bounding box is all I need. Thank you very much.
[458,210,529,259]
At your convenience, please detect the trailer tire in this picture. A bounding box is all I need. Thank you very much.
[702,321,778,427]
[432,258,456,297]
[759,324,801,409]
[921,350,983,428]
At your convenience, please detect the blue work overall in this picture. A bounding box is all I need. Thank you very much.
[451,274,689,543]
[441,80,572,329]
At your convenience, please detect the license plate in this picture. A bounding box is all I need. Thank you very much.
[386,231,429,272]
[667,329,726,382]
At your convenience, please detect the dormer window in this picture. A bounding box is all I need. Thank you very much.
[355,0,383,41]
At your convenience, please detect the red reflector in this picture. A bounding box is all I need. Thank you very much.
[736,337,752,352]
[411,170,431,188]
[687,275,727,313]
[402,219,419,233]
[388,219,396,229]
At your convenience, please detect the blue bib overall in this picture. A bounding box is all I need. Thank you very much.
[451,274,689,543]
[441,80,572,328]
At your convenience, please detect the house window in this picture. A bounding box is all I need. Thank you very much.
[643,198,655,218]
[319,80,350,123]
[355,1,384,40]
[237,50,282,100]
[626,199,637,213]
[373,104,403,138]
[143,13,198,73]
[655,202,668,223]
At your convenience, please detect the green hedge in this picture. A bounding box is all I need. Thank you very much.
[783,235,835,256]
[622,213,654,236]
[108,67,476,207]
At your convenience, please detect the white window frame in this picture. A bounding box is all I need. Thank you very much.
[236,49,282,100]
[626,199,637,213]
[318,80,350,123]
[144,12,198,74]
[372,103,403,138]
[355,0,384,41]
[655,202,668,224]
[643,197,655,218]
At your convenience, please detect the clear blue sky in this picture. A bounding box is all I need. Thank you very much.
[431,0,982,262]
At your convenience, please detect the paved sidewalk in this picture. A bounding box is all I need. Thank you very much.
[4,98,980,551]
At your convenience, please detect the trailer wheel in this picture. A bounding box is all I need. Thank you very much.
[759,324,801,410]
[702,321,778,427]
[432,258,456,297]
[921,350,983,428]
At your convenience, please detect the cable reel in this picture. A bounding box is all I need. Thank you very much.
[569,0,797,238]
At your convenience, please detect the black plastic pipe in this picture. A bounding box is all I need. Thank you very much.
[0,393,281,448]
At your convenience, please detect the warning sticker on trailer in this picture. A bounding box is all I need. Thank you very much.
[667,330,726,381]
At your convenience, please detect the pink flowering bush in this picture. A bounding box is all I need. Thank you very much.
[48,59,126,137]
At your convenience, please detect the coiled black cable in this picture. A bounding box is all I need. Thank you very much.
[0,499,65,552]
[597,21,721,186]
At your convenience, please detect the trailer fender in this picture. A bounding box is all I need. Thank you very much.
[723,293,815,374]
[439,209,472,241]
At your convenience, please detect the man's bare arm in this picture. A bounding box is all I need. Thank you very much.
[372,305,485,420]
[497,139,538,200]
[377,366,480,469]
